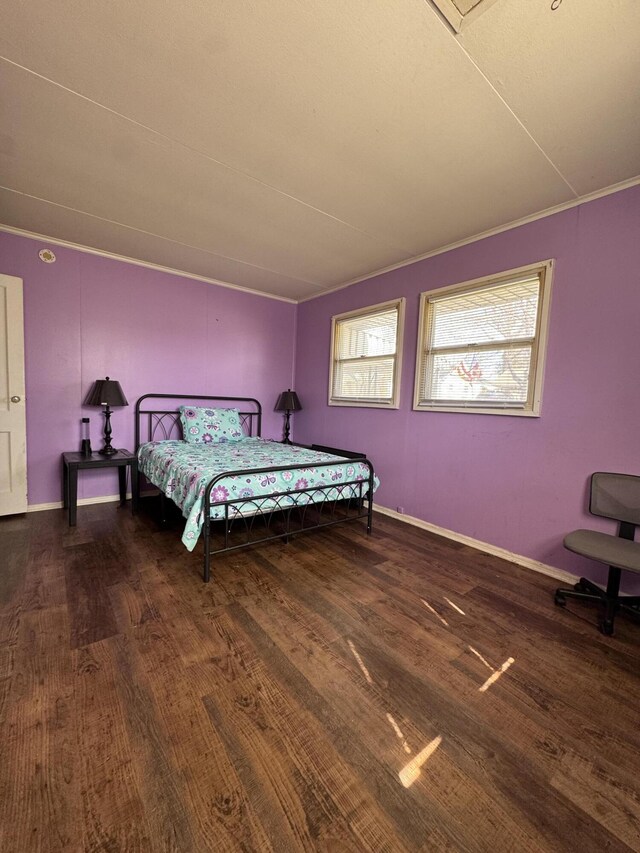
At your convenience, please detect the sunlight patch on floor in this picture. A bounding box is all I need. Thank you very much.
[467,645,494,671]
[444,597,465,615]
[398,736,442,788]
[347,639,374,684]
[386,713,412,754]
[421,598,449,627]
[478,657,515,692]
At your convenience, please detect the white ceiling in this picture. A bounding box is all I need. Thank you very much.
[1,0,639,301]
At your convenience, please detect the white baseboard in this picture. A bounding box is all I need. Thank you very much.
[373,504,578,585]
[27,492,133,512]
[25,493,576,586]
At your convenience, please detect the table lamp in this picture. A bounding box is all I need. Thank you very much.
[84,377,128,455]
[275,389,302,444]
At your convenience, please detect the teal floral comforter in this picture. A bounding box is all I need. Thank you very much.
[138,438,378,550]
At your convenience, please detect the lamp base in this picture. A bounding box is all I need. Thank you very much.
[282,410,292,444]
[99,405,117,456]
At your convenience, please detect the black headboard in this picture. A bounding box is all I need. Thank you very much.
[135,394,262,449]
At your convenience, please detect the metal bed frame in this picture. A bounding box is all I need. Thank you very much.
[135,394,375,581]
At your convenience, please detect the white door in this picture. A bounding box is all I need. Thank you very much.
[0,274,27,515]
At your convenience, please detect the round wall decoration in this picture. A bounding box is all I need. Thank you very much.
[38,248,56,263]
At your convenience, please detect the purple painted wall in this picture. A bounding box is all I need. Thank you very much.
[2,186,639,587]
[294,185,640,586]
[0,231,296,505]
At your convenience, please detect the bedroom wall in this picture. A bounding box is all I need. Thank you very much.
[0,231,296,506]
[293,184,640,587]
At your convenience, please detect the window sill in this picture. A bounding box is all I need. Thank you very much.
[329,400,400,410]
[413,404,541,417]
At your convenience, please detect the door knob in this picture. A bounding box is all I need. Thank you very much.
[10,396,21,403]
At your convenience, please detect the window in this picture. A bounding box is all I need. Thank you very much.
[329,298,405,408]
[413,261,553,416]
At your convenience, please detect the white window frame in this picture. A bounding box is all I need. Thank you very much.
[329,297,405,409]
[413,260,553,417]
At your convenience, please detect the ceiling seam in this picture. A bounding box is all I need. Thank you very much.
[0,184,325,288]
[0,56,416,258]
[4,175,638,305]
[445,33,580,197]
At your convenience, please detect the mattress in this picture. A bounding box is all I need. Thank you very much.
[138,438,378,550]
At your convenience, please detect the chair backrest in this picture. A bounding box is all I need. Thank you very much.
[590,472,640,527]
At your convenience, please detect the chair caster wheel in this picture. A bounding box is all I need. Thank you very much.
[599,620,614,636]
[574,580,587,592]
[554,592,566,607]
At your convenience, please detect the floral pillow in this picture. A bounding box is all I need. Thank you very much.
[179,406,245,445]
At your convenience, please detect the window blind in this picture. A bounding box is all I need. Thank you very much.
[332,305,399,402]
[418,275,542,409]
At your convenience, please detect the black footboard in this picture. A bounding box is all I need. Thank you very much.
[134,393,375,582]
[201,458,375,582]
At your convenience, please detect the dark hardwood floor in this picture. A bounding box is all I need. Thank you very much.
[1,501,639,852]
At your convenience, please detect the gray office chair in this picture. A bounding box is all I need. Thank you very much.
[554,472,640,635]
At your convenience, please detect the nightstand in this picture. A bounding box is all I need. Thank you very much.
[61,449,139,526]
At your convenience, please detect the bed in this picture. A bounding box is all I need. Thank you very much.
[135,394,378,581]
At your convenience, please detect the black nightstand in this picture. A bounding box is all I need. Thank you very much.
[61,449,139,526]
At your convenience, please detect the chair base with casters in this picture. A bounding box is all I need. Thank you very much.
[554,473,640,636]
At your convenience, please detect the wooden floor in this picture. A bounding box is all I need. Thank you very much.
[1,502,639,853]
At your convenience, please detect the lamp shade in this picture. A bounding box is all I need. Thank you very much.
[275,389,302,412]
[84,377,128,407]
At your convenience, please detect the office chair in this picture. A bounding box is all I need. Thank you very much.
[554,472,640,636]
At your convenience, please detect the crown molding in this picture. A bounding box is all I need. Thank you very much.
[0,222,297,304]
[3,175,638,306]
[299,176,640,303]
